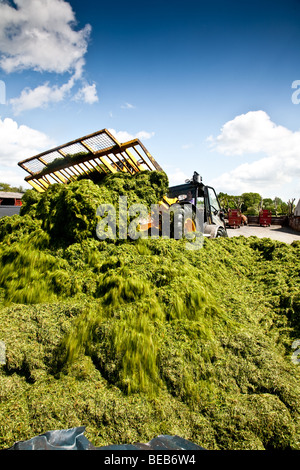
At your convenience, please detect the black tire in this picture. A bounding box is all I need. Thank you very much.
[170,204,196,239]
[216,227,228,238]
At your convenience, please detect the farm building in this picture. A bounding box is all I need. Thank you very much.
[0,192,23,206]
[0,191,23,218]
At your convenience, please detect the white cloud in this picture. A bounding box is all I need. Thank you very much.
[208,110,294,156]
[9,58,98,113]
[0,117,54,166]
[108,128,155,143]
[108,129,133,142]
[208,110,300,198]
[167,168,189,186]
[0,1,99,112]
[0,117,55,187]
[10,78,72,114]
[0,167,31,189]
[121,102,135,109]
[0,0,91,74]
[74,83,99,104]
[135,130,155,140]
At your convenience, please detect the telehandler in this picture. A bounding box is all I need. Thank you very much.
[18,128,227,239]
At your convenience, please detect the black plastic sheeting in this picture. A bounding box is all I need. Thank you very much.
[7,427,206,451]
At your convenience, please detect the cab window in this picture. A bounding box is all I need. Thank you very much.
[207,187,220,212]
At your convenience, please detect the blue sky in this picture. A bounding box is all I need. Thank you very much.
[0,0,300,201]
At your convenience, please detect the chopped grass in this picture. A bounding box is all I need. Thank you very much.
[0,174,299,449]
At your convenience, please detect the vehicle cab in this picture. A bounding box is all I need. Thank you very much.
[168,172,228,238]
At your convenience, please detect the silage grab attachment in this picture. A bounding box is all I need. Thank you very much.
[18,129,163,192]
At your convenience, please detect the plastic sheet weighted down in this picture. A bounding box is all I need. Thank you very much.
[7,427,206,451]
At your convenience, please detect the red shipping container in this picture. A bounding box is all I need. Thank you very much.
[228,209,242,228]
[259,209,272,226]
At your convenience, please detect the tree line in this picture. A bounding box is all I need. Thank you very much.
[218,192,295,216]
[0,182,27,193]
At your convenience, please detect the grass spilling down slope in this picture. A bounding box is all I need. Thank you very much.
[0,172,299,450]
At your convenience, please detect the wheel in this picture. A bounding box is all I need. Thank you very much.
[216,227,228,238]
[170,204,197,239]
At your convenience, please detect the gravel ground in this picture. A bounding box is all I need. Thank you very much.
[226,224,300,244]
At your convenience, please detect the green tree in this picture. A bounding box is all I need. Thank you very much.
[0,182,26,193]
[273,197,289,215]
[241,192,262,214]
[278,202,288,215]
[246,205,260,216]
[219,192,290,216]
[218,193,243,211]
[263,198,274,211]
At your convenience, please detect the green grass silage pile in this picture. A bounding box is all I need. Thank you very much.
[0,171,299,450]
